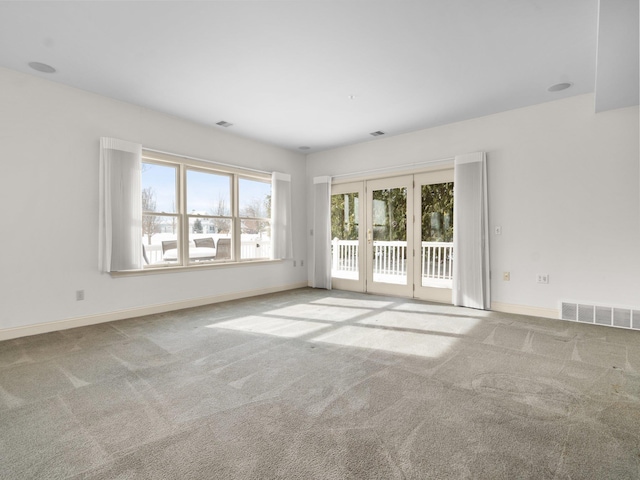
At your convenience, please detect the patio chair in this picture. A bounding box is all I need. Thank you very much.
[215,238,231,260]
[161,240,177,255]
[194,237,215,249]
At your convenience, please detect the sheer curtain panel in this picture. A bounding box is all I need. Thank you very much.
[312,176,332,289]
[452,152,490,309]
[99,137,143,272]
[271,172,293,260]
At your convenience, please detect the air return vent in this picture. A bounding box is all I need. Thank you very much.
[561,303,577,321]
[562,302,639,330]
[613,309,631,328]
[577,304,594,323]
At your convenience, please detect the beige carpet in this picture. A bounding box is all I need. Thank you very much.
[1,288,639,479]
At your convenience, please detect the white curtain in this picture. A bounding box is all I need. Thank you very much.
[98,137,142,272]
[271,172,293,259]
[452,152,490,309]
[312,176,332,289]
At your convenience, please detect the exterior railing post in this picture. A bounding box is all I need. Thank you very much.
[332,237,339,271]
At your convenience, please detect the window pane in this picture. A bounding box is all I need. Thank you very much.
[331,192,359,280]
[187,170,231,216]
[421,182,454,242]
[372,187,407,285]
[141,163,177,213]
[188,218,232,262]
[141,215,179,266]
[420,182,454,288]
[239,178,271,218]
[241,219,271,260]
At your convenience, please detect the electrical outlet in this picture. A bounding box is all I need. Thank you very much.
[300,260,304,267]
[76,290,85,301]
[503,272,510,281]
[495,226,502,235]
[293,260,297,267]
[537,274,549,284]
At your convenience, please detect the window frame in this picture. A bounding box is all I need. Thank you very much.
[138,150,274,272]
[238,175,272,261]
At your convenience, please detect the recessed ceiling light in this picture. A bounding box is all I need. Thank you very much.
[216,120,233,127]
[547,82,572,92]
[298,146,311,150]
[348,95,356,100]
[28,61,56,73]
[370,131,385,137]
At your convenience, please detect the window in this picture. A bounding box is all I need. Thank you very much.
[239,177,271,260]
[141,151,272,268]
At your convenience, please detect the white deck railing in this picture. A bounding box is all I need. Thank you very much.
[144,239,271,264]
[421,242,453,281]
[331,238,453,283]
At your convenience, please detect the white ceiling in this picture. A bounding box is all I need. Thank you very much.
[0,1,633,153]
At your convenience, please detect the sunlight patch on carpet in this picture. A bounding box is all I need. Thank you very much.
[358,312,480,335]
[206,316,329,338]
[309,325,459,358]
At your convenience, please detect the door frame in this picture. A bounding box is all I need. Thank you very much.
[365,175,414,298]
[412,170,454,303]
[330,167,454,304]
[330,181,365,292]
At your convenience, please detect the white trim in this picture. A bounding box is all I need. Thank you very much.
[0,282,308,341]
[144,147,271,175]
[101,137,142,154]
[454,152,484,165]
[491,301,558,320]
[313,176,332,184]
[272,171,291,182]
[331,156,453,180]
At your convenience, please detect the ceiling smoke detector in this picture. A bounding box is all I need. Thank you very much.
[28,61,56,73]
[370,131,385,137]
[216,120,233,127]
[547,82,572,92]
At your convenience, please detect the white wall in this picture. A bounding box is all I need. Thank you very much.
[0,67,308,333]
[306,94,640,316]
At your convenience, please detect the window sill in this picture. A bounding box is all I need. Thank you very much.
[110,258,284,277]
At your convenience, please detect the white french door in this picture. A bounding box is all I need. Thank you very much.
[330,182,365,292]
[365,175,414,297]
[330,169,454,304]
[413,170,454,302]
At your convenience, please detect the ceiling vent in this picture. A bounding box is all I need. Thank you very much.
[216,121,233,128]
[370,131,385,137]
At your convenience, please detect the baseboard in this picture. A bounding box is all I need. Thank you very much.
[491,301,559,320]
[0,282,309,341]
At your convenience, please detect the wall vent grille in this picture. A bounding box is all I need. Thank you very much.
[613,308,631,328]
[562,302,639,331]
[561,303,577,321]
[595,306,612,325]
[577,304,594,323]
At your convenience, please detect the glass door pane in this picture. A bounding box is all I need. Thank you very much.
[366,176,414,297]
[331,192,360,280]
[413,170,454,303]
[420,182,454,287]
[372,187,408,285]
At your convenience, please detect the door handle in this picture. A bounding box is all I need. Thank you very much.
[367,229,372,244]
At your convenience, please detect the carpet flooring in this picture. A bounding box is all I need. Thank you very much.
[1,287,639,479]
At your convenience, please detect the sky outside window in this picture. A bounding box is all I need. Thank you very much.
[143,163,271,217]
[141,163,176,213]
[187,170,231,215]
